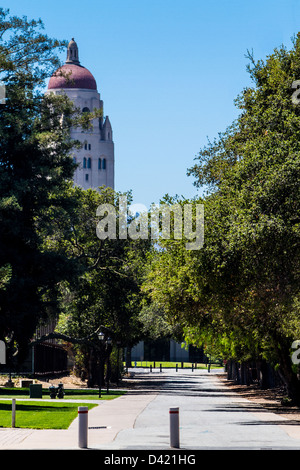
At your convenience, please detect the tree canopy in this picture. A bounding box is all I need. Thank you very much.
[143,35,300,401]
[0,9,84,362]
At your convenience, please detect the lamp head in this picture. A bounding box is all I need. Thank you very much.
[98,331,105,341]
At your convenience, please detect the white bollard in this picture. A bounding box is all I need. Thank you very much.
[12,399,16,428]
[169,407,180,448]
[78,406,88,448]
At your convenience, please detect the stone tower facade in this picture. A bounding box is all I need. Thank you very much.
[46,39,114,190]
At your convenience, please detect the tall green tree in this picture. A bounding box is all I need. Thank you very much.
[0,9,86,363]
[145,35,300,402]
[53,186,152,385]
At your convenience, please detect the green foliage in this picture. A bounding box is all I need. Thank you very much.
[0,10,155,378]
[138,301,180,341]
[55,187,149,342]
[144,35,300,398]
[0,10,89,361]
[52,186,152,381]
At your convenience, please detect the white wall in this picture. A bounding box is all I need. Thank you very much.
[45,87,115,191]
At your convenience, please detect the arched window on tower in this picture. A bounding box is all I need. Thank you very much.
[82,107,90,113]
[83,157,87,168]
[87,158,91,169]
[98,158,102,170]
[102,158,106,170]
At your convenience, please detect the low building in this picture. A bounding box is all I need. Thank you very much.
[129,339,207,364]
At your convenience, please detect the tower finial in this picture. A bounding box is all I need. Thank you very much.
[66,38,80,65]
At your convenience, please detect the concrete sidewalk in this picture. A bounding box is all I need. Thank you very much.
[1,369,300,450]
[0,389,157,450]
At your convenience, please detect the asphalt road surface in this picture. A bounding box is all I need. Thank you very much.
[105,368,300,450]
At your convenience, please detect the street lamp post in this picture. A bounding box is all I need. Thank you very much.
[97,331,105,398]
[106,337,112,394]
[116,341,121,386]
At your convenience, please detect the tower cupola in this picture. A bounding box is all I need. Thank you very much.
[66,38,80,65]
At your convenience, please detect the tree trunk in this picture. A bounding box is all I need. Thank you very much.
[240,362,250,385]
[87,350,94,387]
[277,345,300,405]
[125,347,132,368]
[232,361,241,384]
[227,359,233,380]
[87,349,104,387]
[257,360,271,389]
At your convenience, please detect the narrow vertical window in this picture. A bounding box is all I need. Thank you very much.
[98,158,102,170]
[87,158,91,169]
[83,157,87,168]
[103,158,106,170]
[85,174,89,181]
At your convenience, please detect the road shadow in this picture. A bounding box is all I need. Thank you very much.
[122,372,238,397]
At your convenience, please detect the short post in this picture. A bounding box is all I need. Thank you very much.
[78,406,88,448]
[176,364,178,372]
[169,407,180,448]
[160,363,162,372]
[12,399,16,428]
[150,365,152,372]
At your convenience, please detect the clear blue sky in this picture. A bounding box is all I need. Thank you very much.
[2,0,299,207]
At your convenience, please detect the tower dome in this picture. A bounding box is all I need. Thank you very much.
[48,38,97,90]
[46,38,115,191]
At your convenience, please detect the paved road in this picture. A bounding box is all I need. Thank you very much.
[105,368,300,450]
[1,368,300,450]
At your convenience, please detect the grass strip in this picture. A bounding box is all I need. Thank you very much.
[0,388,126,400]
[128,361,222,368]
[0,400,97,429]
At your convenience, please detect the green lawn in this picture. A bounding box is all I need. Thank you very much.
[0,387,126,400]
[0,400,97,429]
[128,361,222,368]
